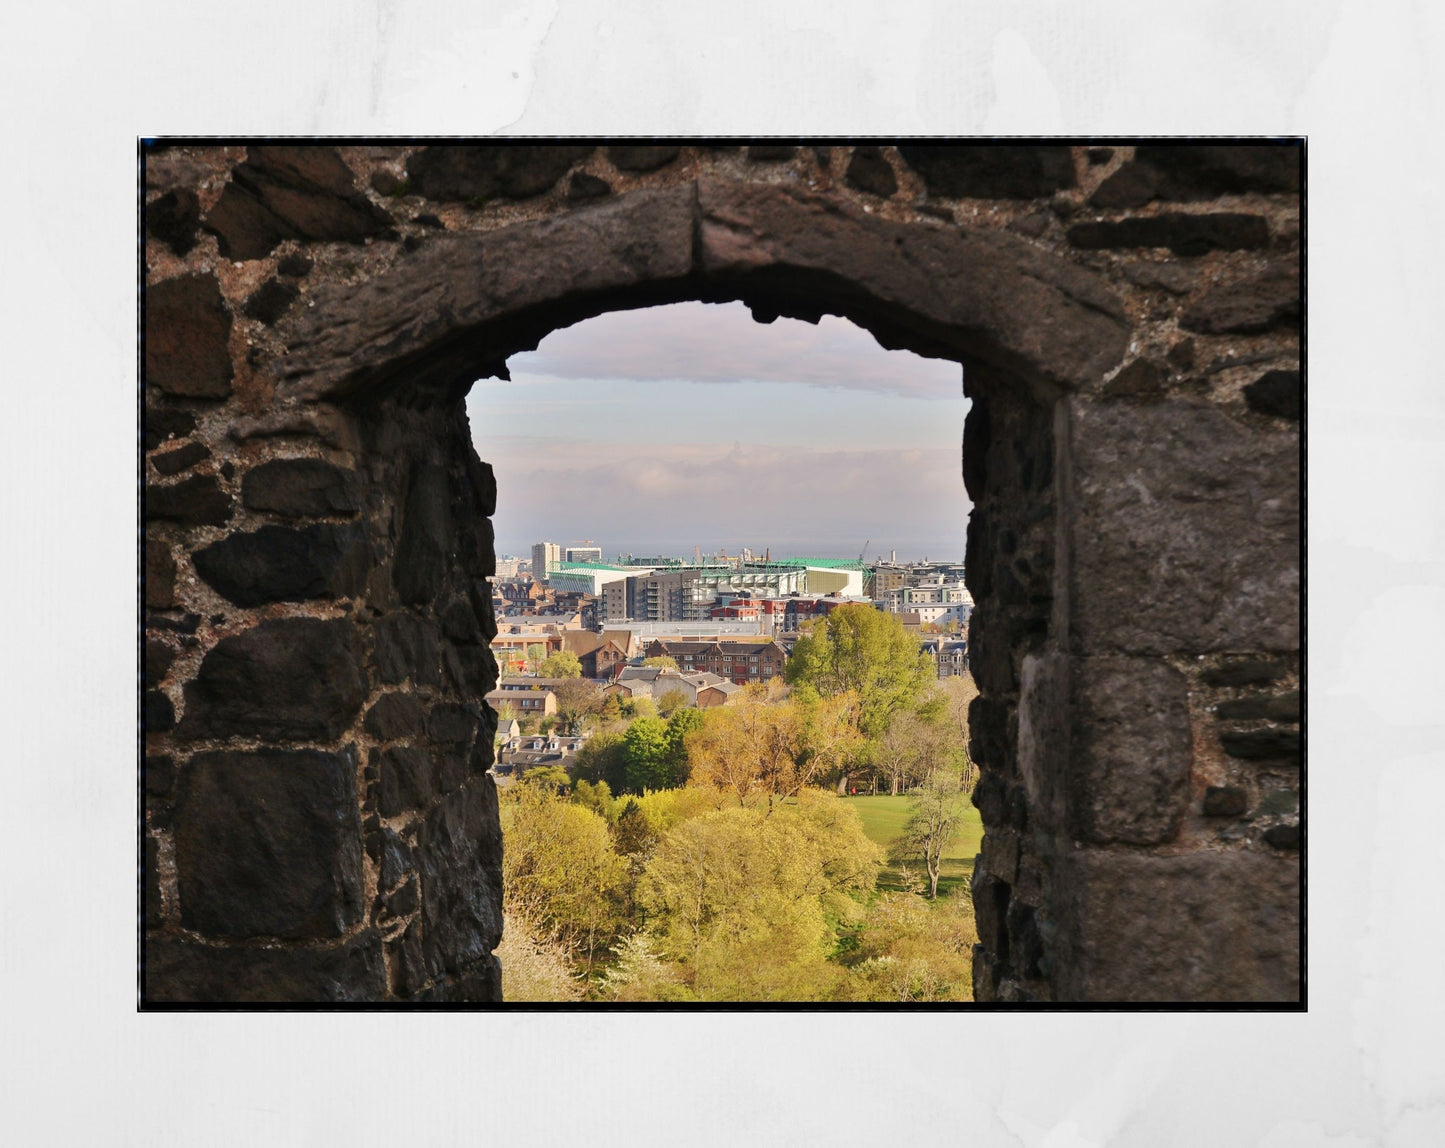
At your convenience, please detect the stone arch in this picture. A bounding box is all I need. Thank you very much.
[144,144,1301,1003]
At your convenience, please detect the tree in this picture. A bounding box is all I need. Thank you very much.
[636,792,882,1000]
[784,604,936,739]
[622,716,673,793]
[571,730,628,793]
[655,687,689,718]
[525,643,547,672]
[934,674,979,790]
[873,709,955,796]
[553,676,601,734]
[500,784,629,974]
[897,765,971,899]
[537,650,583,678]
[521,764,570,793]
[661,705,704,785]
[686,682,861,810]
[642,656,679,671]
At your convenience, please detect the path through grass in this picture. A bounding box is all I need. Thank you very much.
[848,794,983,898]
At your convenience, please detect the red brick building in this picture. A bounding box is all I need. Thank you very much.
[643,637,787,686]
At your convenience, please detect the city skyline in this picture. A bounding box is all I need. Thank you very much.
[466,300,973,562]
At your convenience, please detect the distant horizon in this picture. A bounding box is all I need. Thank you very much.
[468,300,972,564]
[494,539,966,566]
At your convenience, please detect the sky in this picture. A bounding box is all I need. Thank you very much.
[465,301,972,564]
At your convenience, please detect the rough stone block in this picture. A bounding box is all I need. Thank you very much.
[1203,785,1248,817]
[145,274,234,399]
[1215,690,1299,722]
[144,835,162,928]
[698,178,1127,394]
[147,475,233,527]
[150,441,210,476]
[1133,145,1301,198]
[1202,660,1289,687]
[280,185,695,400]
[565,171,611,203]
[1180,264,1299,335]
[242,278,301,325]
[1069,399,1299,655]
[177,617,366,741]
[145,541,176,609]
[1054,849,1299,1002]
[844,146,898,198]
[1219,727,1300,761]
[380,827,413,891]
[144,408,197,452]
[607,145,681,172]
[192,523,370,606]
[144,690,175,732]
[144,932,385,1003]
[373,611,442,687]
[407,145,592,201]
[1069,656,1192,845]
[1066,213,1270,256]
[174,748,365,939]
[898,145,1075,199]
[376,746,438,818]
[1088,162,1158,208]
[363,691,425,742]
[203,146,393,260]
[241,458,362,518]
[745,145,795,162]
[393,464,452,605]
[417,780,503,982]
[1243,369,1302,420]
[147,188,201,255]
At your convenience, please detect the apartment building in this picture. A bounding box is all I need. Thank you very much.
[643,637,788,685]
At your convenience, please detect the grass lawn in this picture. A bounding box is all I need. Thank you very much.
[848,794,983,899]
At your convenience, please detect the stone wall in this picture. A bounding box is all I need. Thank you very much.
[143,143,1300,1003]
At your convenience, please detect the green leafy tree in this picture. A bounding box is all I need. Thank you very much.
[897,765,971,899]
[525,643,547,672]
[784,603,935,739]
[537,650,583,678]
[500,784,629,974]
[571,730,628,793]
[642,656,679,671]
[655,687,689,718]
[571,778,618,823]
[662,706,705,785]
[521,765,571,793]
[622,716,672,793]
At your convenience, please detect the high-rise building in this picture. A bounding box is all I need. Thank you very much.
[564,541,603,564]
[531,541,561,580]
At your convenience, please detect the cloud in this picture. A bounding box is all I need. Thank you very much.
[503,301,962,399]
[481,436,972,558]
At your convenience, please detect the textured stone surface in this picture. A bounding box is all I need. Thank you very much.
[146,274,234,399]
[1133,145,1301,199]
[1070,656,1192,844]
[280,185,695,400]
[1216,691,1300,722]
[394,464,452,605]
[364,691,426,741]
[899,145,1075,199]
[1243,368,1302,419]
[203,146,393,260]
[144,690,175,732]
[144,933,385,1003]
[565,171,611,202]
[1066,214,1271,255]
[1089,162,1158,208]
[1202,660,1290,687]
[1102,358,1166,400]
[192,523,370,606]
[150,441,210,476]
[607,145,681,172]
[147,475,233,527]
[174,748,365,938]
[1069,399,1299,655]
[1203,786,1248,817]
[376,746,438,817]
[146,541,176,609]
[147,189,202,255]
[844,146,897,198]
[145,638,175,685]
[1219,728,1301,760]
[746,145,795,162]
[144,408,197,451]
[242,279,301,325]
[1054,849,1299,1001]
[698,179,1128,391]
[416,781,504,983]
[407,145,592,201]
[178,617,366,741]
[1181,264,1300,335]
[373,611,442,687]
[144,835,162,928]
[242,458,362,518]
